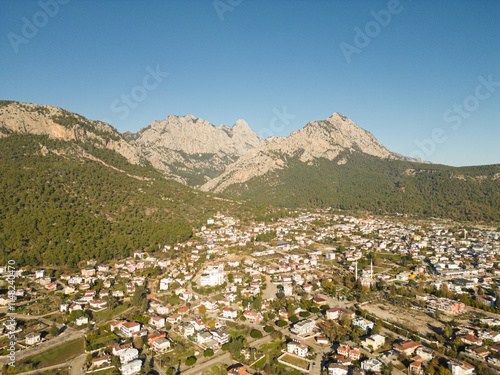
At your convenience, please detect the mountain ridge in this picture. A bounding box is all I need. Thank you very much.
[1,100,498,224]
[201,112,403,193]
[0,101,144,165]
[126,114,262,186]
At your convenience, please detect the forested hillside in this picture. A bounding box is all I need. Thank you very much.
[0,134,267,267]
[222,151,500,223]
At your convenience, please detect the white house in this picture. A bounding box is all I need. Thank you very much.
[222,307,238,319]
[211,329,230,345]
[76,316,89,326]
[112,290,124,297]
[352,317,374,331]
[287,340,308,357]
[183,323,195,337]
[35,270,46,278]
[283,284,293,296]
[25,332,41,345]
[327,363,349,375]
[153,337,171,352]
[200,271,225,287]
[243,311,263,322]
[120,322,142,337]
[166,313,181,325]
[197,331,213,345]
[362,334,385,351]
[120,359,142,375]
[89,300,107,310]
[112,343,132,356]
[291,319,316,335]
[159,278,170,291]
[361,358,383,372]
[448,359,475,375]
[326,307,354,321]
[120,348,139,364]
[200,299,218,311]
[156,305,172,315]
[416,346,434,361]
[150,316,165,329]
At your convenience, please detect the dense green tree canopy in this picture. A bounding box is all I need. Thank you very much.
[0,134,272,267]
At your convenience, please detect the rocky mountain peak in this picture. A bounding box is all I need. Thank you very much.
[128,114,263,187]
[0,101,143,164]
[132,115,261,155]
[233,119,250,130]
[296,112,392,158]
[201,113,397,193]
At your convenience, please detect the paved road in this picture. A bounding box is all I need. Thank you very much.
[177,351,231,375]
[69,353,88,375]
[248,332,273,348]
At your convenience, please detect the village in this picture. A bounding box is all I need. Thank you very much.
[1,210,500,375]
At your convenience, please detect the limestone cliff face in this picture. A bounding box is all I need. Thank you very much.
[128,115,262,186]
[201,113,398,193]
[132,115,261,155]
[0,101,143,164]
[1,102,421,192]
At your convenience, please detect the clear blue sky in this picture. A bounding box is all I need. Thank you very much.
[1,0,499,166]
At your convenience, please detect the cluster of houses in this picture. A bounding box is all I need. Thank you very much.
[1,210,500,375]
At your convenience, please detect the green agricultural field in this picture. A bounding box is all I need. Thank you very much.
[17,337,84,369]
[280,354,309,370]
[94,302,131,321]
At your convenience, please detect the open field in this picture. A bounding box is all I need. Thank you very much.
[90,368,118,375]
[94,303,131,321]
[280,354,309,370]
[362,302,444,337]
[18,337,84,369]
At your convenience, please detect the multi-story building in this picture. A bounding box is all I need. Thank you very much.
[448,359,475,375]
[200,270,225,287]
[393,340,422,356]
[150,316,165,328]
[287,340,308,357]
[361,358,383,372]
[291,319,316,335]
[337,343,361,360]
[120,359,142,375]
[119,348,139,364]
[120,322,142,337]
[426,297,466,314]
[153,337,171,352]
[362,334,385,351]
[327,363,349,375]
